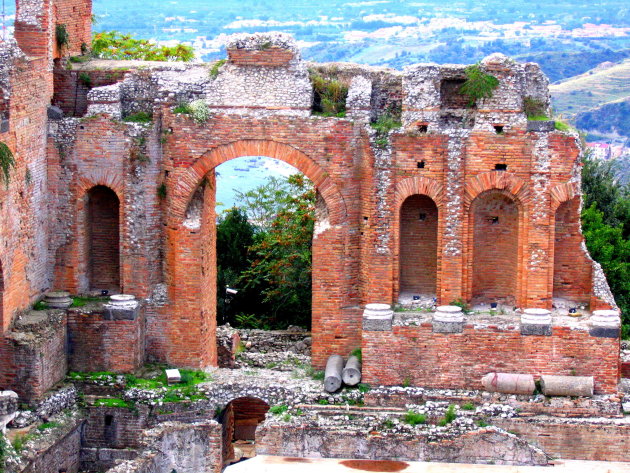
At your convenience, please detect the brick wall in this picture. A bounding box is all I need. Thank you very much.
[0,313,67,401]
[493,418,630,462]
[83,405,150,449]
[67,306,144,373]
[228,47,295,67]
[399,195,438,295]
[362,324,620,394]
[21,421,82,473]
[53,67,126,116]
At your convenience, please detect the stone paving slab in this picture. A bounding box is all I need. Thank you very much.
[225,456,630,473]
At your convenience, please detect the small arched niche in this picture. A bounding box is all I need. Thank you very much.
[87,186,120,292]
[471,190,519,305]
[399,194,439,299]
[220,397,270,465]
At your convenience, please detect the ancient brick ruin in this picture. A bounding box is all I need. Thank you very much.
[0,0,627,470]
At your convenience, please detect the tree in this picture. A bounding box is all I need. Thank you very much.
[580,152,630,335]
[235,174,316,329]
[216,207,255,324]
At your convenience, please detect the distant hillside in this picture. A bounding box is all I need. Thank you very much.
[550,59,630,118]
[517,49,630,83]
[575,98,630,138]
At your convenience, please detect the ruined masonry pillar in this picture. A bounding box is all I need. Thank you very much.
[440,131,469,304]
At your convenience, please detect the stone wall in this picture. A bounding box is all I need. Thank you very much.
[256,424,547,466]
[106,422,223,473]
[83,405,151,449]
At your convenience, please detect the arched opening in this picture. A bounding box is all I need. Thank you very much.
[87,186,120,292]
[209,156,316,330]
[220,397,270,465]
[471,190,519,305]
[398,195,438,303]
[553,196,591,307]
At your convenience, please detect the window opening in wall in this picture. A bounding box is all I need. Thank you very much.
[417,161,425,169]
[418,213,427,221]
[488,216,499,224]
[363,216,369,221]
[494,125,504,134]
[495,163,508,171]
[104,415,113,426]
[417,124,428,133]
[440,79,468,108]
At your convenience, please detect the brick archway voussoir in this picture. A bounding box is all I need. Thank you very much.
[465,171,529,207]
[550,181,580,211]
[77,175,123,201]
[395,176,443,207]
[169,139,347,226]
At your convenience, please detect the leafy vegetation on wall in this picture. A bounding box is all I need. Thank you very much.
[91,31,194,61]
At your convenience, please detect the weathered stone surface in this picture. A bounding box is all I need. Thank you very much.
[527,120,555,132]
[540,375,594,397]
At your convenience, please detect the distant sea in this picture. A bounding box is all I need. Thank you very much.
[215,156,298,212]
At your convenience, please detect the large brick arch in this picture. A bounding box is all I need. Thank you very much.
[169,139,347,226]
[164,139,354,370]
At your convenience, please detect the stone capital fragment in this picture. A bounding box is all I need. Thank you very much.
[432,305,464,333]
[590,309,621,338]
[521,308,552,336]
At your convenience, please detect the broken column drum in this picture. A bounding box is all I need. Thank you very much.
[342,356,362,386]
[324,355,344,392]
[521,308,552,336]
[481,373,535,395]
[362,303,394,331]
[540,375,594,397]
[44,291,72,309]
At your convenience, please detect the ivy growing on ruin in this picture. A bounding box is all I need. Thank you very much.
[459,64,500,107]
[55,24,70,50]
[0,142,16,187]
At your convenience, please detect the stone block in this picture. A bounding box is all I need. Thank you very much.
[589,326,620,338]
[521,323,552,336]
[527,120,555,132]
[47,105,64,120]
[432,320,464,333]
[0,118,9,133]
[166,369,181,385]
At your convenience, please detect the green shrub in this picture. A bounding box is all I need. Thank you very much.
[554,120,572,132]
[0,142,16,187]
[310,71,348,117]
[403,410,426,426]
[461,402,475,411]
[78,72,92,87]
[174,100,210,124]
[270,404,288,415]
[33,300,48,311]
[157,183,167,199]
[523,97,547,118]
[91,31,194,62]
[350,348,362,363]
[459,64,500,107]
[94,398,131,408]
[123,111,153,123]
[56,24,69,50]
[370,113,402,148]
[37,421,60,431]
[438,405,457,426]
[476,418,489,427]
[450,298,470,312]
[209,59,227,79]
